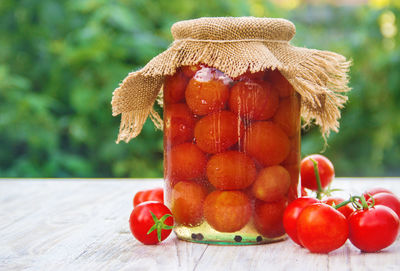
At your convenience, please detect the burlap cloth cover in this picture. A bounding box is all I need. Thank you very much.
[111,17,351,143]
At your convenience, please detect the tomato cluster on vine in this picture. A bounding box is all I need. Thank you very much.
[283,154,400,253]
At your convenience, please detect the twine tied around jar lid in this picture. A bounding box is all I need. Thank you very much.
[111,17,351,143]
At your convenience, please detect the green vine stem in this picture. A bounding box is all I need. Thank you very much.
[310,158,323,200]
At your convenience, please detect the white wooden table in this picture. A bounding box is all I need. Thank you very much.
[0,178,399,271]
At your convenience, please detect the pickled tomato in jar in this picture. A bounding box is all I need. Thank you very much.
[164,65,301,245]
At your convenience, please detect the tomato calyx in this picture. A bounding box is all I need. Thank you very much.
[147,211,174,242]
[333,195,375,211]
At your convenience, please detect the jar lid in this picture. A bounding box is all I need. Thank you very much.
[171,17,296,42]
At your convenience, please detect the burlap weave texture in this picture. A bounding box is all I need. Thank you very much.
[111,17,351,143]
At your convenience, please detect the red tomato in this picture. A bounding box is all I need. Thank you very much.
[297,203,348,253]
[171,181,207,226]
[181,64,202,78]
[229,81,279,121]
[164,69,189,105]
[266,69,294,98]
[164,103,196,148]
[165,143,207,182]
[251,165,291,202]
[348,205,399,252]
[283,197,320,245]
[133,187,164,207]
[203,190,252,233]
[244,121,290,166]
[272,94,300,137]
[206,151,257,190]
[362,187,394,201]
[129,202,174,245]
[254,199,288,238]
[282,135,300,165]
[300,154,335,191]
[322,197,354,218]
[368,192,400,219]
[185,67,231,115]
[194,111,244,154]
[233,70,266,81]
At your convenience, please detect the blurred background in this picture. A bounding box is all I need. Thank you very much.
[0,0,399,178]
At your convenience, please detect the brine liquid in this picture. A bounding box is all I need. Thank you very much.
[163,65,300,245]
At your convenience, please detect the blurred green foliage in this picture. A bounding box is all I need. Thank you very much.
[0,0,399,177]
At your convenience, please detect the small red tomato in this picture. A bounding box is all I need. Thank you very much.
[233,70,266,81]
[171,181,207,226]
[300,154,335,191]
[129,202,174,245]
[163,69,189,105]
[283,197,320,245]
[368,192,400,219]
[203,190,252,233]
[348,205,399,252]
[164,103,196,148]
[254,199,288,238]
[185,67,231,116]
[362,187,394,201]
[133,187,164,207]
[251,165,291,202]
[182,64,202,78]
[297,203,348,253]
[322,197,354,218]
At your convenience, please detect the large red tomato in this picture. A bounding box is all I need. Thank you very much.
[283,197,320,245]
[348,205,399,252]
[297,203,348,253]
[133,188,164,207]
[129,202,174,245]
[300,154,335,191]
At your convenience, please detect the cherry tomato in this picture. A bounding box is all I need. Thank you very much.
[164,69,189,105]
[203,190,252,233]
[283,197,320,245]
[362,187,394,201]
[244,121,290,166]
[171,181,208,226]
[367,192,400,219]
[129,202,174,245]
[282,135,300,165]
[165,143,207,182]
[322,197,354,218]
[254,199,287,238]
[266,69,294,98]
[206,151,257,190]
[297,203,348,253]
[348,205,399,252]
[133,187,164,207]
[252,165,291,202]
[229,81,279,121]
[182,64,202,78]
[300,154,335,191]
[233,70,266,81]
[185,67,231,115]
[164,103,196,148]
[272,94,300,137]
[194,111,244,154]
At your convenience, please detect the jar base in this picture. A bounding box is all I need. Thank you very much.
[174,221,287,245]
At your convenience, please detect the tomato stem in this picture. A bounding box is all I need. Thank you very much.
[333,199,352,209]
[147,211,174,242]
[310,158,323,200]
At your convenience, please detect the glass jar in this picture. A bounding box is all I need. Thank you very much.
[163,64,301,245]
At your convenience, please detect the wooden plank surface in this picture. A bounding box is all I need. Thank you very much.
[0,178,399,271]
